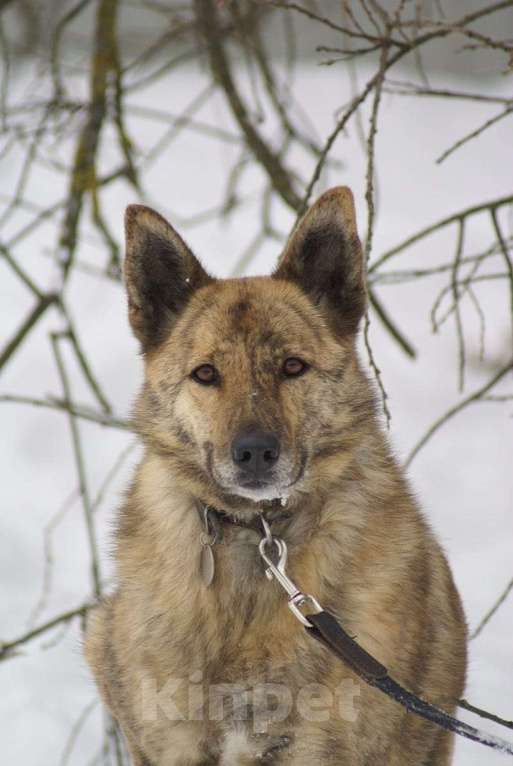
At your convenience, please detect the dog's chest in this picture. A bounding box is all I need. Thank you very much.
[221,529,263,584]
[219,729,291,765]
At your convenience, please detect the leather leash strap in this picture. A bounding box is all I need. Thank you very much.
[306,610,513,756]
[306,611,387,682]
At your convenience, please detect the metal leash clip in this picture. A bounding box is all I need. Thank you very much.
[258,515,322,627]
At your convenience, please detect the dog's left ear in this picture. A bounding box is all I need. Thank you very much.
[274,187,366,335]
[124,205,212,351]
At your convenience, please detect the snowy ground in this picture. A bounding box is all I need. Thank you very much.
[1,57,512,764]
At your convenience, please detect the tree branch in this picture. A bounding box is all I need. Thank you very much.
[405,359,513,467]
[195,0,302,212]
[0,603,93,661]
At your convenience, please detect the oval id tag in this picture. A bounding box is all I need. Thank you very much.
[200,543,215,587]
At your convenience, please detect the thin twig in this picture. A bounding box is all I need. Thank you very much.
[195,0,302,212]
[0,293,58,373]
[50,0,94,101]
[490,208,513,359]
[28,488,80,628]
[0,603,93,661]
[51,333,101,599]
[458,698,513,731]
[92,441,138,512]
[0,241,42,298]
[451,221,466,392]
[65,311,112,414]
[369,289,416,358]
[471,576,513,640]
[405,359,513,467]
[59,0,120,284]
[0,394,130,429]
[363,39,392,424]
[60,699,99,766]
[437,105,513,165]
[384,80,513,105]
[371,193,513,272]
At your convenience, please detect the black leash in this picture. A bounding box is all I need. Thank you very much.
[306,610,513,756]
[256,515,513,758]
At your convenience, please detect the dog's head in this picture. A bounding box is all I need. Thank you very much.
[125,188,372,510]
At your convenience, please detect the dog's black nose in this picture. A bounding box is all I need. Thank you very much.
[231,430,280,478]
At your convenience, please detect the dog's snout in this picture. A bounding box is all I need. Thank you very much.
[231,430,280,478]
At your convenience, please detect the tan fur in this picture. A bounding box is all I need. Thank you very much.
[85,187,467,765]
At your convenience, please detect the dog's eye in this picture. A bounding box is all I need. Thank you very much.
[282,357,309,378]
[191,364,219,385]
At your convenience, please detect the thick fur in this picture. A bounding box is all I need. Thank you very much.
[85,187,467,765]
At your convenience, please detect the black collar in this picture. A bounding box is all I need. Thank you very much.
[196,501,292,540]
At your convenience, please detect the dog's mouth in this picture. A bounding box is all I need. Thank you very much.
[238,478,271,490]
[233,477,284,502]
[207,449,308,503]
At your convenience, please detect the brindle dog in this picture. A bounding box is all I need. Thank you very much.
[85,187,467,765]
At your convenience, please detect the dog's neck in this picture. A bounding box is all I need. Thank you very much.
[136,450,325,550]
[196,500,294,540]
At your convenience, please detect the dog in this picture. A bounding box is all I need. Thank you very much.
[85,187,467,765]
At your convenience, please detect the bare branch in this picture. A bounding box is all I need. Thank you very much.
[59,0,120,283]
[371,193,513,272]
[0,293,58,373]
[29,489,80,628]
[458,697,513,731]
[363,38,392,424]
[0,394,130,429]
[0,603,93,662]
[436,106,513,165]
[51,333,101,599]
[60,699,99,766]
[195,0,302,212]
[65,311,112,414]
[384,80,513,105]
[369,290,416,359]
[490,208,513,359]
[471,576,513,640]
[451,221,466,392]
[405,359,513,467]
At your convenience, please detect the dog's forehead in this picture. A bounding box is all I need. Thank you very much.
[190,276,322,349]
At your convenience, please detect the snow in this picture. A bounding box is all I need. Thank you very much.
[1,57,512,765]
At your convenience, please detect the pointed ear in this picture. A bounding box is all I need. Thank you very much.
[124,205,212,350]
[274,187,366,335]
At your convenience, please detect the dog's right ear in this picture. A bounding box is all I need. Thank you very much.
[124,205,212,350]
